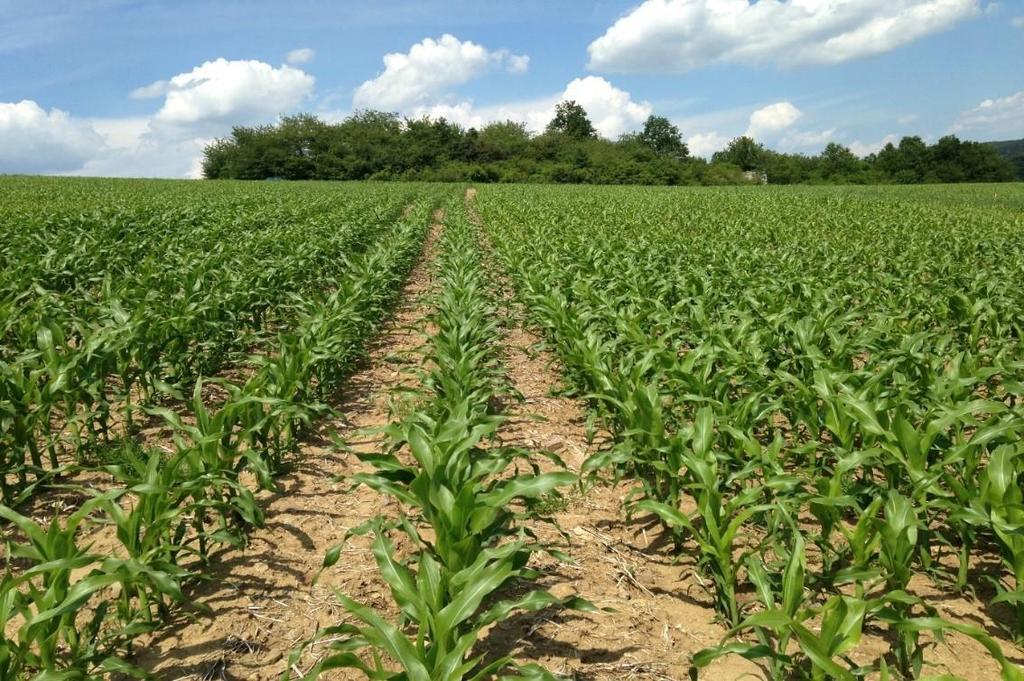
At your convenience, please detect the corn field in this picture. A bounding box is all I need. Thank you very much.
[1,177,1023,680]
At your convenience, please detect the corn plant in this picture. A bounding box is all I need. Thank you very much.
[295,202,593,680]
[0,179,419,508]
[952,444,1024,641]
[0,498,183,679]
[478,183,1024,678]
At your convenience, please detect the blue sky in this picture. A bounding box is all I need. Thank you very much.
[1,0,1022,177]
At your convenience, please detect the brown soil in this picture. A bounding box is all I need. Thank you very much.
[44,191,1022,681]
[128,215,445,681]
[465,186,760,680]
[463,187,1023,681]
[482,307,759,679]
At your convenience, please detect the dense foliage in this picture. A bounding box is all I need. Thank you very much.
[986,139,1024,180]
[479,183,1024,679]
[201,108,1018,186]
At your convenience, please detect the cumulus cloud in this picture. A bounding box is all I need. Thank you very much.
[286,47,315,65]
[951,90,1024,139]
[130,80,170,99]
[353,34,528,111]
[0,100,105,173]
[849,134,900,157]
[587,0,982,73]
[780,128,838,150]
[562,76,652,138]
[71,131,211,179]
[411,100,544,132]
[506,54,530,74]
[411,76,650,139]
[686,131,730,158]
[137,58,314,130]
[745,101,802,140]
[65,117,210,178]
[683,100,837,156]
[77,58,317,177]
[6,57,317,178]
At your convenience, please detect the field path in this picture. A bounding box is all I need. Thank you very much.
[464,188,761,681]
[133,210,445,681]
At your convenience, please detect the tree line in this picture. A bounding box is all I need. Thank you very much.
[202,101,1018,185]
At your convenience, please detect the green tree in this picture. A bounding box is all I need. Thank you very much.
[895,135,929,183]
[638,115,688,159]
[477,121,531,162]
[819,142,861,181]
[712,136,765,171]
[201,139,233,179]
[547,100,597,140]
[401,116,463,171]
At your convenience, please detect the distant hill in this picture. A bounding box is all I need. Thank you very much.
[985,139,1024,180]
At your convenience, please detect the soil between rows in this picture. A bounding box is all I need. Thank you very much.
[130,214,444,680]
[123,193,1023,681]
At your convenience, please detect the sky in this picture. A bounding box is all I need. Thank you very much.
[1,0,1022,178]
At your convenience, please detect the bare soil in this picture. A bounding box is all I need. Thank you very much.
[462,188,1023,681]
[128,216,444,681]
[51,192,1024,681]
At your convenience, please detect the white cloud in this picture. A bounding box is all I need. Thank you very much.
[780,128,837,151]
[1012,16,1024,27]
[130,80,170,99]
[746,101,802,140]
[682,100,836,156]
[587,0,981,73]
[411,76,650,139]
[70,130,211,179]
[57,116,210,178]
[412,99,552,134]
[562,76,652,138]
[507,54,530,74]
[687,131,729,158]
[2,57,317,178]
[850,134,900,157]
[951,90,1024,139]
[898,113,919,125]
[0,101,210,178]
[144,58,314,130]
[0,100,105,174]
[286,47,315,65]
[353,34,528,111]
[85,117,150,150]
[85,58,316,177]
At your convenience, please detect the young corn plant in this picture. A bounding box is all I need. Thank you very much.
[637,407,772,628]
[146,378,266,559]
[693,530,1024,681]
[293,203,593,680]
[693,533,875,681]
[952,444,1024,641]
[0,498,183,679]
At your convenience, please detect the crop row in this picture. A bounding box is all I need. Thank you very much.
[478,184,1024,680]
[294,198,592,680]
[0,179,418,506]
[0,190,434,680]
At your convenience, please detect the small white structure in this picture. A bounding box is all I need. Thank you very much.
[743,170,768,184]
